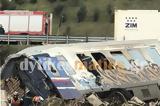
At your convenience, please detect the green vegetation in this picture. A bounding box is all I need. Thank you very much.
[0,0,160,36]
[0,45,28,66]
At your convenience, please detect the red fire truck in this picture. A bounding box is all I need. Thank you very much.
[0,10,52,35]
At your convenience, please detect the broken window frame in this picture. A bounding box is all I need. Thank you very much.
[110,51,132,70]
[145,47,160,65]
[54,55,76,75]
[76,53,101,77]
[127,49,148,67]
[91,52,114,70]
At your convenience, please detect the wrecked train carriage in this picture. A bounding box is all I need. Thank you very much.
[1,40,160,104]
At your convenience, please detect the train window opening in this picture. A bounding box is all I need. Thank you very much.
[77,54,101,78]
[146,48,160,65]
[127,49,148,67]
[110,51,132,70]
[55,56,76,75]
[91,52,113,70]
[77,54,91,68]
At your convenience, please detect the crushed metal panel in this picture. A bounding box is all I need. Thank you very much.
[129,84,160,100]
[1,54,27,79]
[50,56,82,99]
[51,77,82,99]
[1,55,52,98]
[33,55,82,99]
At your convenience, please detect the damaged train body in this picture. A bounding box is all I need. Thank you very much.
[1,40,160,105]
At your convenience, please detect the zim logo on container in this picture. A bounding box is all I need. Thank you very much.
[125,17,138,29]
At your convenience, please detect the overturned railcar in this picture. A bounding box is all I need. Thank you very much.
[1,40,160,105]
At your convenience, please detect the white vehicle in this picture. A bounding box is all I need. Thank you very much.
[1,40,160,105]
[0,10,52,35]
[114,10,160,41]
